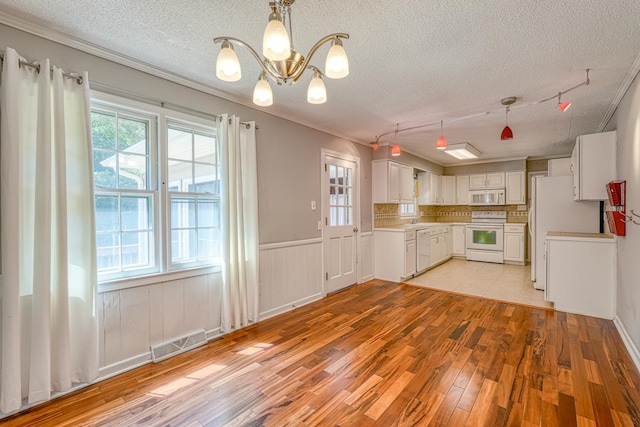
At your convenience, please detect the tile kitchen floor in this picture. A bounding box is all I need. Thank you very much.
[406,258,552,309]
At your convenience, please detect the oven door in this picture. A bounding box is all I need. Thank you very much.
[466,225,504,251]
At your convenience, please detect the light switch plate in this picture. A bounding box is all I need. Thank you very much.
[311,201,317,211]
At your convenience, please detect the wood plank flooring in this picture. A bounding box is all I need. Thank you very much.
[3,279,640,426]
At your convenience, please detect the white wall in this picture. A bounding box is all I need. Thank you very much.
[610,72,640,367]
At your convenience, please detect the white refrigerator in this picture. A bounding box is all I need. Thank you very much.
[530,175,600,290]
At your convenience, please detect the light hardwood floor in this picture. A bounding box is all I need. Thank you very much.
[3,278,640,426]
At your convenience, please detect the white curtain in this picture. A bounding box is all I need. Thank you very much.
[0,47,98,413]
[218,114,259,333]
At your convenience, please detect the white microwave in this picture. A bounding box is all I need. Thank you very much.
[468,189,505,206]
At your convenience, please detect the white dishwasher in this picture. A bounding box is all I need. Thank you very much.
[417,229,430,274]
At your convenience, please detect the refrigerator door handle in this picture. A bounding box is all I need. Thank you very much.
[528,209,533,238]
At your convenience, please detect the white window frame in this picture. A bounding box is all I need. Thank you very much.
[91,92,221,290]
[399,198,418,217]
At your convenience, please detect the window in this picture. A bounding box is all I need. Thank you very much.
[399,202,416,216]
[91,99,219,282]
[167,123,220,268]
[92,107,157,279]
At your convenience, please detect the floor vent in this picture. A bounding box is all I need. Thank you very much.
[151,329,207,363]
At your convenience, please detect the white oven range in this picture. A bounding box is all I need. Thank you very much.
[466,211,506,264]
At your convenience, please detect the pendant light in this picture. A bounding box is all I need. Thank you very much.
[391,144,401,156]
[436,120,447,150]
[370,141,379,151]
[500,97,516,141]
[557,92,571,112]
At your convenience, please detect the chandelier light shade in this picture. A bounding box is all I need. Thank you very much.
[253,72,273,106]
[500,97,516,141]
[391,144,401,156]
[213,0,349,106]
[215,41,241,82]
[557,92,571,112]
[325,38,349,79]
[307,70,327,104]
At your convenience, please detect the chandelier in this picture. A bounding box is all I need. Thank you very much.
[213,0,350,106]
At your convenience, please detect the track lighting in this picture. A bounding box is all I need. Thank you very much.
[436,120,447,150]
[370,141,379,151]
[557,92,571,112]
[391,144,401,156]
[500,97,516,141]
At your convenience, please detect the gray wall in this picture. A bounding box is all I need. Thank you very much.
[608,71,640,357]
[0,23,372,244]
[372,145,444,174]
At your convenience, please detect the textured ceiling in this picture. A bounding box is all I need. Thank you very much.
[1,0,639,165]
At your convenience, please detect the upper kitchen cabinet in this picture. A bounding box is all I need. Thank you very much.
[372,160,414,204]
[441,176,456,205]
[570,131,617,201]
[417,171,442,205]
[430,173,442,204]
[505,171,525,205]
[456,175,469,205]
[469,172,505,190]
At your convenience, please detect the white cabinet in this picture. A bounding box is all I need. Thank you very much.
[548,158,571,176]
[571,131,617,201]
[374,229,417,282]
[503,224,525,264]
[469,173,505,190]
[441,176,456,205]
[430,173,442,204]
[372,160,415,204]
[428,226,452,267]
[505,171,525,205]
[456,175,469,205]
[452,225,466,257]
[546,233,616,319]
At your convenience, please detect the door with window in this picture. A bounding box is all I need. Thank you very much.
[323,154,358,294]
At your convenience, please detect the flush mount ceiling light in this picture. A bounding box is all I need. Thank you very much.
[444,143,481,160]
[214,0,349,106]
[500,96,516,141]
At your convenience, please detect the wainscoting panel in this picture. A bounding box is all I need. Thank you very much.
[360,232,374,283]
[99,271,222,377]
[259,239,323,320]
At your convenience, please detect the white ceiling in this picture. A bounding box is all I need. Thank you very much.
[1,0,639,165]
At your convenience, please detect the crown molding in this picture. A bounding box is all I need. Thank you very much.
[0,11,364,146]
[597,50,640,132]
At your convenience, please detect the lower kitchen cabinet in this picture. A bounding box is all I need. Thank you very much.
[428,226,452,268]
[504,224,525,264]
[452,225,466,257]
[545,232,616,319]
[374,229,417,282]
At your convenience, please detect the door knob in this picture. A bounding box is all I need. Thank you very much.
[353,227,359,233]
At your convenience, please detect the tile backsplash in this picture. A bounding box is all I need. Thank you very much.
[373,204,528,227]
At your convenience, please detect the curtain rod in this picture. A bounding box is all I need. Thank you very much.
[90,81,256,129]
[0,52,83,85]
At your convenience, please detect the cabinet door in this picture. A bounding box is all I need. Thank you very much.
[417,172,431,205]
[388,161,401,203]
[486,173,505,188]
[405,239,417,277]
[504,233,524,262]
[452,226,466,255]
[456,175,469,205]
[444,233,452,259]
[400,164,415,203]
[430,174,442,204]
[429,236,439,266]
[571,142,579,200]
[441,176,456,205]
[469,174,487,190]
[506,171,525,204]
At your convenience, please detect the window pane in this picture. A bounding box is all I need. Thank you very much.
[194,164,216,193]
[121,196,151,231]
[345,167,352,187]
[118,117,147,151]
[96,232,120,272]
[118,153,148,189]
[198,228,216,259]
[198,199,218,228]
[171,229,197,263]
[168,160,192,192]
[121,231,152,268]
[91,111,116,150]
[194,133,216,164]
[93,150,118,189]
[171,197,196,228]
[95,195,119,232]
[168,127,193,161]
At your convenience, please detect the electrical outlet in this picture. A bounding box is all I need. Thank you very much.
[317,220,322,230]
[311,200,316,211]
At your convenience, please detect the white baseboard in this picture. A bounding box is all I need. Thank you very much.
[98,353,152,381]
[614,315,640,373]
[359,274,374,283]
[259,293,324,321]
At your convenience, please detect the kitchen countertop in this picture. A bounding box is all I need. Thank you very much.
[546,231,615,242]
[374,222,527,232]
